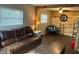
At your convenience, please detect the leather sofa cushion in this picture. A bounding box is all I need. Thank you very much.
[6,38,31,53]
[16,36,27,41]
[0,30,15,41]
[2,38,15,46]
[24,27,34,37]
[5,36,40,53]
[0,37,3,48]
[0,30,16,46]
[14,28,26,41]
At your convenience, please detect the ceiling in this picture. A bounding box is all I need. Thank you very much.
[31,4,50,6]
[47,7,79,11]
[31,4,79,11]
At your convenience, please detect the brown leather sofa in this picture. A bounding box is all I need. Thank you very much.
[0,26,41,54]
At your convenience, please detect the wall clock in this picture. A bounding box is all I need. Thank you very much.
[60,14,68,22]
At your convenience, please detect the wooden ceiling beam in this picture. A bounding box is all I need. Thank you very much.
[48,10,79,12]
[36,4,79,9]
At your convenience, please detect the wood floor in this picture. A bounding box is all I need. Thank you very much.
[34,34,76,54]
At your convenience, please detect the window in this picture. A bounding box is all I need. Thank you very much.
[0,6,23,26]
[40,14,48,23]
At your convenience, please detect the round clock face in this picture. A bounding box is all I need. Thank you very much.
[60,14,68,22]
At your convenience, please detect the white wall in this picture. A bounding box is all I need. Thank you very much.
[23,5,35,26]
[0,4,35,31]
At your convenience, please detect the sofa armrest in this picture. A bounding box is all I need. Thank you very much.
[0,37,3,48]
[0,47,8,54]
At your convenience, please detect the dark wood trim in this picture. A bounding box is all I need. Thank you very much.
[63,10,79,12]
[48,10,79,12]
[36,4,79,9]
[34,7,38,31]
[34,7,37,31]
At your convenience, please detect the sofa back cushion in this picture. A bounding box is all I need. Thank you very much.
[24,26,34,37]
[0,30,16,46]
[14,28,26,41]
[0,37,3,48]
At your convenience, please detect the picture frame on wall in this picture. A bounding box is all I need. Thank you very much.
[60,14,68,22]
